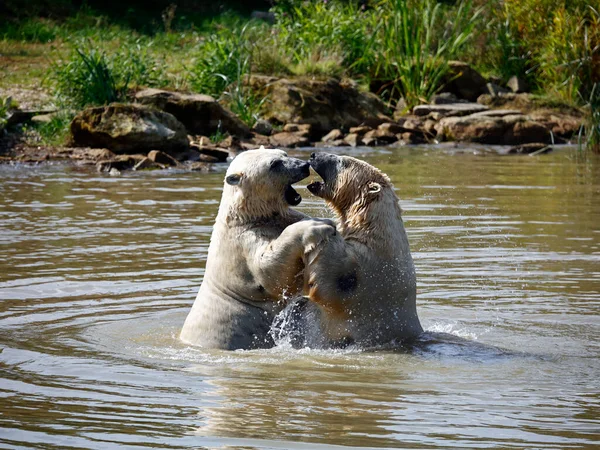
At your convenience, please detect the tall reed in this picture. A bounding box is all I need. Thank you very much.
[363,0,480,109]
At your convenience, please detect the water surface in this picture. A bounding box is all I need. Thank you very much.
[1,146,599,449]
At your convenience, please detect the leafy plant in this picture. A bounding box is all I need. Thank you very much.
[52,42,164,108]
[30,112,73,146]
[580,83,600,154]
[189,22,269,127]
[189,23,250,97]
[364,0,481,108]
[0,18,58,42]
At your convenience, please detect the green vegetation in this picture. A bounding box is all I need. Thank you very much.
[27,112,73,147]
[52,44,165,109]
[1,0,598,151]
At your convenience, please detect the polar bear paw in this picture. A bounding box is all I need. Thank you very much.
[300,219,336,259]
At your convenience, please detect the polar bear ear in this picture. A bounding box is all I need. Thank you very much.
[367,181,381,194]
[226,173,242,185]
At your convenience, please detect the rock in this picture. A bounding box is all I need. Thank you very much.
[363,129,397,146]
[283,123,312,135]
[30,113,57,125]
[508,143,552,154]
[413,103,489,117]
[321,129,344,142]
[468,109,523,118]
[197,146,229,162]
[246,75,390,133]
[252,119,273,136]
[477,93,535,110]
[109,168,121,176]
[135,88,251,137]
[431,92,466,105]
[97,154,146,172]
[507,76,528,93]
[399,132,426,145]
[218,135,243,151]
[378,122,406,134]
[269,131,311,148]
[435,113,552,145]
[148,150,179,166]
[506,120,550,144]
[133,157,165,171]
[486,82,511,97]
[6,108,57,127]
[72,148,115,161]
[344,133,363,147]
[444,61,488,102]
[246,132,271,148]
[348,126,372,136]
[71,104,189,154]
[528,111,583,140]
[393,97,409,120]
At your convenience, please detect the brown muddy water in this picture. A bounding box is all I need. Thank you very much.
[0,146,599,449]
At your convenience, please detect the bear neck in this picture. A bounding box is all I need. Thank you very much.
[218,185,290,226]
[334,190,404,248]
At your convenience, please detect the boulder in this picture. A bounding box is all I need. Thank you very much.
[252,119,273,136]
[435,113,552,145]
[378,122,406,134]
[133,158,166,171]
[486,82,512,97]
[413,103,489,117]
[6,108,57,127]
[348,126,373,135]
[246,75,390,133]
[507,76,528,93]
[363,128,397,146]
[444,61,488,102]
[431,92,466,105]
[398,132,426,145]
[135,88,251,137]
[321,129,344,142]
[148,150,179,166]
[283,123,312,135]
[71,104,189,154]
[269,131,311,148]
[344,133,363,147]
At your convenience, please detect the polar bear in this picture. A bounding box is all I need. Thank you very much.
[297,152,423,348]
[180,148,335,350]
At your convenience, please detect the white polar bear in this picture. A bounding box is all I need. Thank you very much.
[180,148,335,350]
[291,152,423,348]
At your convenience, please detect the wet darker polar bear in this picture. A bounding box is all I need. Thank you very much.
[180,149,335,350]
[295,152,423,348]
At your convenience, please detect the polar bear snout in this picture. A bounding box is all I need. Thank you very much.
[283,158,311,184]
[309,152,339,183]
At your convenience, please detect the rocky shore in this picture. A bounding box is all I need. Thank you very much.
[0,64,585,173]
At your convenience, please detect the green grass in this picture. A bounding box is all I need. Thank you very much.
[51,42,166,108]
[28,111,73,146]
[1,0,598,150]
[362,0,480,108]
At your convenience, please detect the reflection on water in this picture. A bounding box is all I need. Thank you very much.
[0,146,599,449]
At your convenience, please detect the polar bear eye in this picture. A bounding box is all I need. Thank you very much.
[269,159,283,170]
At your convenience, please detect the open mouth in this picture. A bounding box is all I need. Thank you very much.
[285,184,302,206]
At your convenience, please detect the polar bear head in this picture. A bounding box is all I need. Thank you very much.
[222,148,310,222]
[307,152,399,234]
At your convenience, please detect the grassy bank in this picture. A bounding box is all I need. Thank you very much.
[1,0,598,151]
